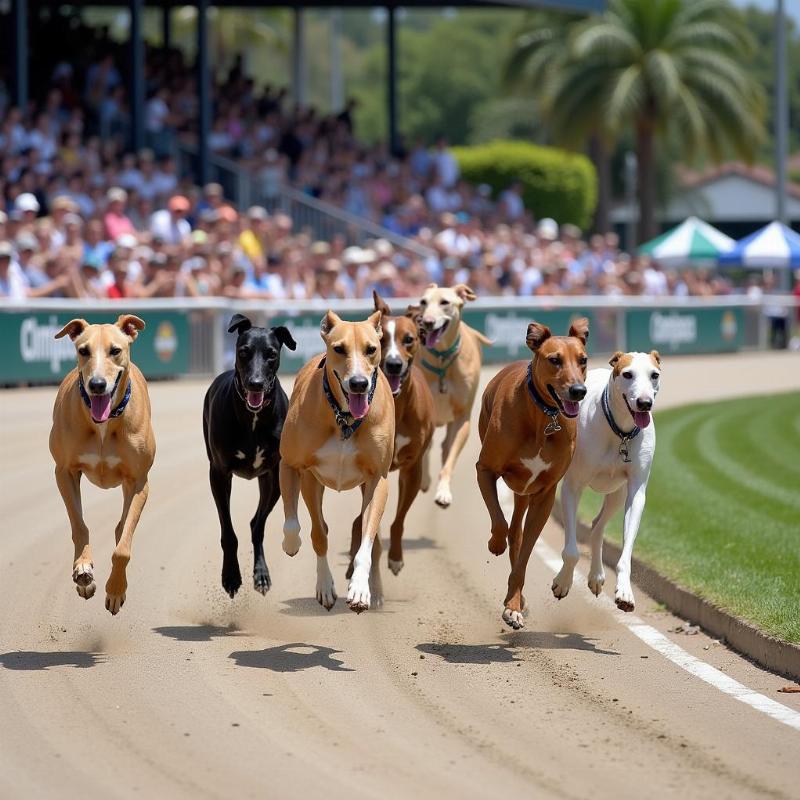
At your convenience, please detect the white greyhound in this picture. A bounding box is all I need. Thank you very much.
[553,350,662,612]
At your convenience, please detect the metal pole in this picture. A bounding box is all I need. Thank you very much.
[13,0,28,110]
[775,0,789,290]
[329,9,344,111]
[162,5,172,51]
[197,0,211,186]
[387,6,398,156]
[292,8,306,107]
[130,0,145,152]
[624,151,638,252]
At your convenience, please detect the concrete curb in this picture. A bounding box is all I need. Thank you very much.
[551,506,800,682]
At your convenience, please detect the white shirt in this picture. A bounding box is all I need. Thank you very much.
[149,209,191,245]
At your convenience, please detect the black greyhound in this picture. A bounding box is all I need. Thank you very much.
[202,314,296,597]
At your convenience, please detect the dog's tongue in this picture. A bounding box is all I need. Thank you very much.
[425,327,444,348]
[634,411,651,429]
[563,400,580,417]
[348,392,370,419]
[247,390,264,409]
[90,393,112,423]
[387,374,403,395]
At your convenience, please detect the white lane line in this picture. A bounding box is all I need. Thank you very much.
[497,485,800,732]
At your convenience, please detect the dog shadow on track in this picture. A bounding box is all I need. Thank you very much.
[229,643,354,673]
[152,624,247,642]
[0,651,106,670]
[417,633,619,664]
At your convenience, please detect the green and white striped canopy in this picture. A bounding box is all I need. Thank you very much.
[639,216,735,267]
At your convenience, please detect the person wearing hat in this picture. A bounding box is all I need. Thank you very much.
[149,195,192,246]
[369,260,398,298]
[77,253,109,299]
[15,192,41,220]
[536,217,559,243]
[0,241,29,300]
[239,206,269,268]
[309,257,345,300]
[103,186,135,241]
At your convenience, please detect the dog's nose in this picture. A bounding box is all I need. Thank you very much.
[88,377,107,394]
[384,357,403,375]
[636,397,653,411]
[348,375,369,394]
[568,383,587,401]
[247,379,264,391]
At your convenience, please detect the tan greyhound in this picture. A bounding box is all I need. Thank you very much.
[279,310,395,612]
[417,283,490,508]
[49,315,155,615]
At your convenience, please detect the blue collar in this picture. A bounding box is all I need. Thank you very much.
[601,382,640,462]
[318,357,379,440]
[78,371,132,422]
[526,361,562,435]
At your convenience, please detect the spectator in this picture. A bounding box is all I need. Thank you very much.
[150,195,191,245]
[0,241,28,299]
[103,187,135,240]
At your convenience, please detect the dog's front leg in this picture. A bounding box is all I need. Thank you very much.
[476,460,508,556]
[435,414,470,508]
[209,466,241,598]
[299,472,336,610]
[55,467,95,599]
[615,480,647,612]
[250,472,279,595]
[588,485,625,596]
[552,478,583,600]
[348,474,388,613]
[388,459,423,575]
[105,476,149,615]
[279,461,302,556]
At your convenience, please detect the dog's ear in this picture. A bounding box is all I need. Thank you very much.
[650,349,662,368]
[373,290,392,319]
[320,310,342,339]
[405,304,421,322]
[116,314,146,341]
[227,314,252,335]
[367,309,383,339]
[272,325,297,352]
[526,322,551,352]
[54,318,88,341]
[452,283,477,303]
[568,316,589,346]
[426,282,438,290]
[609,351,625,372]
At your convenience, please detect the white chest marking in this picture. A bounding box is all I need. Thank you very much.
[386,320,400,359]
[251,411,260,431]
[78,453,121,470]
[235,450,246,459]
[253,447,265,471]
[313,435,363,491]
[395,434,411,453]
[521,453,550,492]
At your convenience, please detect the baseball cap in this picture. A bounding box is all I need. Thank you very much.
[537,218,559,241]
[168,195,191,213]
[15,193,40,214]
[217,205,238,223]
[0,242,13,258]
[204,182,223,197]
[16,233,39,252]
[310,241,331,257]
[247,205,268,221]
[81,253,103,271]
[52,196,78,212]
[107,187,128,203]
[116,233,138,249]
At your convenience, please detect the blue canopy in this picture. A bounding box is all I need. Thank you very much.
[718,222,800,269]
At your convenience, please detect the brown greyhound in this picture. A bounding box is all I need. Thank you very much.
[417,283,491,509]
[348,292,435,578]
[476,318,589,629]
[49,315,156,615]
[279,310,395,612]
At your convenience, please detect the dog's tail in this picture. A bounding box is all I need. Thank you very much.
[464,324,493,347]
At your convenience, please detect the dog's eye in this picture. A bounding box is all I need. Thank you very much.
[403,335,414,345]
[365,345,377,356]
[579,356,588,366]
[440,299,449,306]
[333,344,346,355]
[420,299,427,306]
[266,350,277,361]
[78,346,89,357]
[238,347,251,358]
[109,346,122,356]
[622,371,633,379]
[651,372,659,380]
[548,356,561,366]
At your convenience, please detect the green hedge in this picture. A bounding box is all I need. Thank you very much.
[452,140,597,230]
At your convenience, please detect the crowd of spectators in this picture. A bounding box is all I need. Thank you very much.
[0,27,790,303]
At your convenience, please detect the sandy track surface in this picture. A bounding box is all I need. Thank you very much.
[0,350,798,799]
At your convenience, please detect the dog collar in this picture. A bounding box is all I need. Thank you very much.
[421,334,461,394]
[318,357,379,440]
[601,382,640,462]
[78,372,131,421]
[526,362,562,435]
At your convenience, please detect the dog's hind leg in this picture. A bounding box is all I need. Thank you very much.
[348,474,388,613]
[250,472,279,595]
[507,492,528,611]
[476,460,507,556]
[105,476,149,615]
[300,473,336,610]
[209,466,241,598]
[588,485,625,597]
[55,467,95,600]
[552,478,583,600]
[419,440,432,493]
[435,415,470,508]
[615,481,648,612]
[280,462,302,556]
[388,459,423,575]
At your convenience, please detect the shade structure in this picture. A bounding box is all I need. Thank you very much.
[639,216,735,267]
[718,221,800,269]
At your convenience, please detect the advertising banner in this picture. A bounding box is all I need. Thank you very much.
[625,307,744,354]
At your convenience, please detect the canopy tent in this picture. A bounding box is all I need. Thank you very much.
[638,216,735,267]
[718,221,800,269]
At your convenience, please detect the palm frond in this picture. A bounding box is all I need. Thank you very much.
[573,22,640,62]
[604,64,645,131]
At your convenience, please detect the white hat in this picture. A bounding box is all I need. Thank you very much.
[15,193,40,214]
[116,233,138,249]
[342,246,364,266]
[537,218,559,241]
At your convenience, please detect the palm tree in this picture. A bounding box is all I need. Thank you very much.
[506,0,766,243]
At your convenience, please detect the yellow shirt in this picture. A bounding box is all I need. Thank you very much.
[239,229,263,264]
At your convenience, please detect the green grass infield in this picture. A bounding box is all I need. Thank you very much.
[577,391,800,644]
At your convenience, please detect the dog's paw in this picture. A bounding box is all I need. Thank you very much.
[282,519,301,557]
[434,486,452,508]
[488,526,508,556]
[105,592,126,616]
[73,563,96,600]
[253,567,271,595]
[502,607,525,630]
[346,574,371,613]
[316,574,337,611]
[387,557,404,576]
[551,568,574,600]
[615,582,635,613]
[587,569,605,597]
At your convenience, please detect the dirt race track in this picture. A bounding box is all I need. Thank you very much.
[1,350,799,799]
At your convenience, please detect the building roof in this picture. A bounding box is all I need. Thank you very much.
[677,162,800,201]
